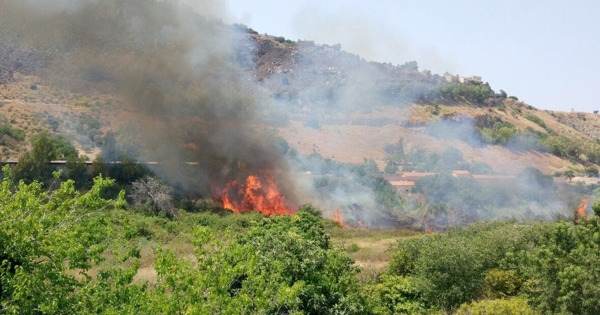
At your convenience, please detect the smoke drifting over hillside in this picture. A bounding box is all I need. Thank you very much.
[0,0,584,229]
[0,0,297,204]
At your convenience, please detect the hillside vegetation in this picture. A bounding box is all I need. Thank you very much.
[2,170,600,314]
[3,1,600,314]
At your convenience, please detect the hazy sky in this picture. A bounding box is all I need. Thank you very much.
[225,0,600,112]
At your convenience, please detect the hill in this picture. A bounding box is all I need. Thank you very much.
[1,0,599,229]
[2,27,600,174]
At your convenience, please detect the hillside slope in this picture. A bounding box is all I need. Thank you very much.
[1,21,599,177]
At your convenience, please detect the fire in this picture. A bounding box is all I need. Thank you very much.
[213,174,293,216]
[576,198,589,222]
[425,222,433,234]
[332,208,346,228]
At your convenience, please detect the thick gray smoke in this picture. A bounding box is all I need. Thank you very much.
[0,0,583,229]
[0,0,298,205]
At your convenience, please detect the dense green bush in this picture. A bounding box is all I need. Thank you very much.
[389,221,550,311]
[524,114,547,128]
[146,212,366,314]
[440,82,493,104]
[0,166,128,314]
[475,121,517,145]
[0,124,25,141]
[364,275,432,314]
[484,269,523,298]
[455,298,538,315]
[502,211,600,314]
[13,132,62,184]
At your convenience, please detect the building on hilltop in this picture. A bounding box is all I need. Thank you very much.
[459,75,482,84]
[444,72,459,83]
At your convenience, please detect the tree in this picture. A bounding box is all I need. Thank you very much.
[90,155,107,178]
[0,166,127,313]
[385,160,398,174]
[147,212,366,313]
[13,132,58,183]
[564,170,575,182]
[503,218,600,314]
[65,153,89,188]
[129,177,177,217]
[364,275,430,314]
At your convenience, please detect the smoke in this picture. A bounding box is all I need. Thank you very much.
[0,0,297,204]
[291,4,457,73]
[417,116,576,226]
[0,0,584,229]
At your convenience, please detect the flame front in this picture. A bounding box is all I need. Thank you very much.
[576,198,589,222]
[214,174,293,216]
[332,208,346,228]
[426,222,433,234]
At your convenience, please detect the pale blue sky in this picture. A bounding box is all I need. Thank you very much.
[225,0,600,112]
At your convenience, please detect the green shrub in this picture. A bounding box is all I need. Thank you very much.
[440,82,492,104]
[389,236,432,276]
[364,275,430,314]
[524,114,547,128]
[0,124,25,141]
[148,212,366,313]
[455,298,537,315]
[485,269,522,298]
[390,221,549,311]
[347,243,360,252]
[475,121,517,145]
[502,218,600,314]
[0,166,129,314]
[298,203,323,218]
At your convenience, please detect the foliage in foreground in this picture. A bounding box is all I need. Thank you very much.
[146,212,365,314]
[0,170,365,313]
[5,167,600,314]
[383,209,600,314]
[455,298,538,315]
[0,166,128,314]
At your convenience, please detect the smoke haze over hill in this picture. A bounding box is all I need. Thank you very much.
[0,0,591,229]
[0,0,299,204]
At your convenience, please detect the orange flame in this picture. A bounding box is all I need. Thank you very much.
[332,208,346,228]
[576,198,589,222]
[426,222,433,234]
[357,220,366,229]
[213,174,293,216]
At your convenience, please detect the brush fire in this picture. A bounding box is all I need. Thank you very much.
[213,174,294,216]
[332,208,346,228]
[575,198,589,223]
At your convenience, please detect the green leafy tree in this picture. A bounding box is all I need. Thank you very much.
[364,274,431,314]
[390,221,549,311]
[146,212,366,313]
[13,132,58,183]
[502,218,600,314]
[0,166,127,313]
[564,170,575,182]
[65,153,90,188]
[484,269,523,298]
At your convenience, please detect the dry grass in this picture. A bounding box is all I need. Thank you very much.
[325,226,421,281]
